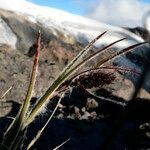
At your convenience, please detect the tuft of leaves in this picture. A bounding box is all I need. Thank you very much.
[0,30,147,150]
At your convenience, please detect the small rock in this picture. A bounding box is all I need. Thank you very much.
[80,111,91,120]
[57,113,64,119]
[58,103,64,109]
[90,111,97,119]
[74,106,81,118]
[86,98,98,110]
[146,132,150,137]
[139,123,150,130]
[81,107,86,113]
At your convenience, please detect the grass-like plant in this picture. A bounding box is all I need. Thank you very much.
[0,30,146,150]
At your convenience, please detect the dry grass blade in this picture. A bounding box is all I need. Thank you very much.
[96,42,147,67]
[24,32,106,128]
[0,31,40,149]
[27,95,63,150]
[53,138,70,150]
[99,66,141,76]
[56,39,127,99]
[57,38,126,90]
[6,116,15,120]
[86,31,107,49]
[59,31,107,75]
[60,31,107,74]
[85,88,127,106]
[66,38,126,78]
[0,86,12,99]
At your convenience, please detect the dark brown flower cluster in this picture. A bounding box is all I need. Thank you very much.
[70,70,116,89]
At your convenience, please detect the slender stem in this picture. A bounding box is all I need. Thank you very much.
[53,138,70,150]
[1,31,40,149]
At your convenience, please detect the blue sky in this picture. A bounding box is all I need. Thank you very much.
[28,0,149,16]
[144,0,150,2]
[28,0,150,27]
[28,0,94,15]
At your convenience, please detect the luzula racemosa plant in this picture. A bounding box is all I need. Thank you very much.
[0,30,146,150]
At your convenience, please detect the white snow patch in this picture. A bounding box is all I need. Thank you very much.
[0,0,145,48]
[27,15,37,24]
[0,17,17,49]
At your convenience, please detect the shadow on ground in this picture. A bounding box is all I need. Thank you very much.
[0,88,149,150]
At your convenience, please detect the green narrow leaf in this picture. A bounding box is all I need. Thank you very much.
[69,38,126,73]
[1,30,40,149]
[24,34,125,128]
[24,31,107,127]
[53,38,127,93]
[55,38,126,89]
[25,36,146,129]
[19,30,40,122]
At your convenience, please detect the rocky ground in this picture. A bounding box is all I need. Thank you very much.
[0,87,150,150]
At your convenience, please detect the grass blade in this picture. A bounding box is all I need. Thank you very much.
[53,138,70,150]
[25,37,145,129]
[85,88,127,107]
[24,32,106,127]
[58,38,126,88]
[1,30,40,149]
[27,95,63,150]
[96,42,147,67]
[0,86,12,99]
[18,30,40,124]
[66,38,126,77]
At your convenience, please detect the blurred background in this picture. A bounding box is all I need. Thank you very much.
[28,0,150,28]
